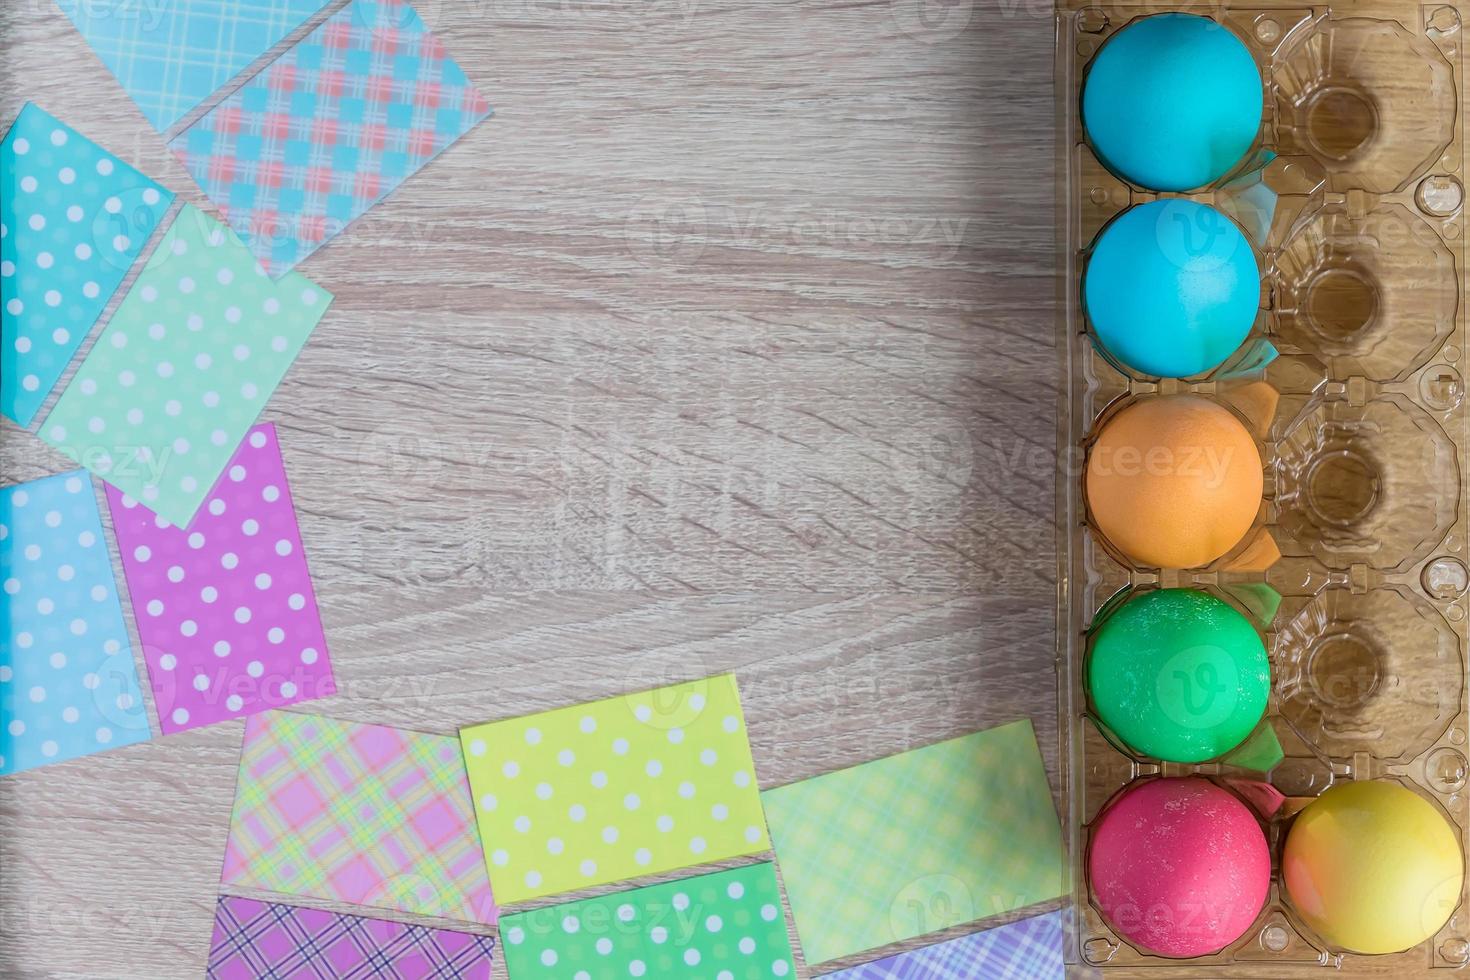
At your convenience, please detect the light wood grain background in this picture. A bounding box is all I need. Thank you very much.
[0,0,1064,976]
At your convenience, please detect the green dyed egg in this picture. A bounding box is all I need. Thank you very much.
[1087,588,1269,763]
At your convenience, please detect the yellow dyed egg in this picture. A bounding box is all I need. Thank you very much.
[1283,781,1464,954]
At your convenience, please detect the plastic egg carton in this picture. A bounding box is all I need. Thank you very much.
[1057,3,1470,975]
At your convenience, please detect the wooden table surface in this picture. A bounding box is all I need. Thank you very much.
[0,0,1063,976]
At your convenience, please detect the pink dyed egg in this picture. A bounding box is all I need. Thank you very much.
[1089,777,1270,957]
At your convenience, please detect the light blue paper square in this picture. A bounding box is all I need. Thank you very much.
[55,0,333,132]
[1,103,173,426]
[1,472,151,776]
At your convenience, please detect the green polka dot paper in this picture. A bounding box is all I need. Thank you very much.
[1,102,173,426]
[1,472,151,775]
[40,204,331,528]
[460,674,768,904]
[499,862,794,980]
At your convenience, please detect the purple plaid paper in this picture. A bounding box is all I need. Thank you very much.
[207,895,495,979]
[819,912,1066,980]
[170,0,491,276]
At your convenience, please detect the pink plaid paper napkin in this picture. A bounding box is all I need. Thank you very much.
[222,711,498,924]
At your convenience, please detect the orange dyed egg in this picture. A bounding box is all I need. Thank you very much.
[1086,395,1262,568]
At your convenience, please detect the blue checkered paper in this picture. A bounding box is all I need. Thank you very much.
[1,472,151,776]
[55,0,333,132]
[1,103,173,426]
[170,0,491,276]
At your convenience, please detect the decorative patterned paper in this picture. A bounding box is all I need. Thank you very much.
[1,103,173,426]
[40,204,332,527]
[761,720,1066,966]
[459,674,768,904]
[207,895,496,980]
[499,863,795,980]
[55,0,333,132]
[222,710,497,924]
[819,911,1067,980]
[0,472,150,774]
[106,423,333,733]
[171,0,493,276]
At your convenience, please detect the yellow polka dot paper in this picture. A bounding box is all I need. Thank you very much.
[40,204,331,528]
[459,674,768,903]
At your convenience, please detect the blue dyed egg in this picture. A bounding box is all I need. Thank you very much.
[1084,200,1260,379]
[1083,14,1263,191]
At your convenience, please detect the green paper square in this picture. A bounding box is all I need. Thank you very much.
[499,862,795,979]
[761,720,1066,965]
[41,205,331,526]
[460,674,769,904]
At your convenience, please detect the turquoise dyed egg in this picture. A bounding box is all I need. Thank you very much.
[1084,200,1260,379]
[1083,13,1263,191]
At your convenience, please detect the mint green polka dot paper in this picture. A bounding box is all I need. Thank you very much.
[40,204,331,527]
[499,862,795,980]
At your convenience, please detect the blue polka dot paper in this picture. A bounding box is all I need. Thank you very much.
[55,0,334,133]
[1,472,151,776]
[1,103,174,427]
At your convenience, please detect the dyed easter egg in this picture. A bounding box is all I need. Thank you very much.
[1088,588,1268,763]
[1082,13,1263,191]
[1084,200,1260,379]
[1086,395,1262,569]
[1283,781,1464,954]
[1090,778,1270,957]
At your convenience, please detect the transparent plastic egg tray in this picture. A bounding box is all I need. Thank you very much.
[1056,2,1470,974]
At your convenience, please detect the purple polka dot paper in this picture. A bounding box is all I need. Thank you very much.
[106,422,333,733]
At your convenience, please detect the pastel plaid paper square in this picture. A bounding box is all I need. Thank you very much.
[207,895,496,979]
[820,911,1067,980]
[222,710,498,923]
[761,720,1066,965]
[171,0,492,276]
[56,0,333,132]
